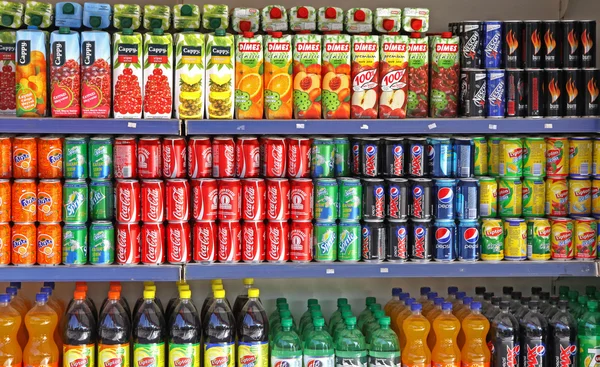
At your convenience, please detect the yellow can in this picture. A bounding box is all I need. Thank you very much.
[522,177,545,217]
[503,218,526,260]
[593,137,600,176]
[523,137,546,177]
[479,177,497,218]
[498,138,523,177]
[574,217,597,260]
[545,178,568,216]
[498,178,522,217]
[568,137,592,177]
[546,137,569,177]
[568,177,592,216]
[592,178,600,216]
[473,137,488,176]
[550,217,574,260]
[487,137,501,177]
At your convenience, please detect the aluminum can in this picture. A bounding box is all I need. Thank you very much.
[89,136,113,179]
[409,219,433,262]
[550,217,574,260]
[569,137,592,177]
[386,178,408,220]
[266,220,289,263]
[461,21,483,68]
[187,136,212,178]
[569,177,592,216]
[166,221,191,264]
[36,222,61,265]
[261,136,287,178]
[315,178,339,222]
[162,136,187,179]
[290,221,313,263]
[38,136,63,179]
[193,221,216,263]
[503,21,523,68]
[527,69,545,117]
[13,179,36,223]
[526,218,551,260]
[522,176,546,217]
[12,136,37,179]
[287,137,312,178]
[361,220,386,262]
[410,178,432,220]
[453,138,474,178]
[334,137,350,177]
[408,138,428,177]
[311,138,335,178]
[360,137,381,178]
[583,68,599,116]
[141,180,165,222]
[460,69,486,117]
[498,137,523,177]
[563,68,581,117]
[545,178,568,216]
[0,223,8,265]
[458,219,480,261]
[63,180,87,223]
[337,222,360,262]
[580,20,596,68]
[472,137,488,175]
[433,219,456,262]
[544,69,563,117]
[89,180,113,221]
[481,218,504,261]
[64,136,88,179]
[479,177,498,218]
[546,137,569,177]
[483,21,503,68]
[594,138,600,176]
[487,137,501,176]
[524,21,543,68]
[266,178,290,221]
[141,222,165,265]
[383,137,405,177]
[593,177,600,216]
[351,138,362,176]
[434,178,455,220]
[212,136,236,178]
[90,221,115,265]
[235,136,260,178]
[290,178,313,220]
[191,178,218,221]
[428,137,452,178]
[217,220,241,263]
[218,178,241,221]
[505,68,527,117]
[387,220,408,262]
[498,177,522,217]
[13,223,37,265]
[561,20,580,68]
[242,221,265,263]
[114,136,137,179]
[543,20,560,68]
[115,179,140,223]
[456,178,479,220]
[0,136,11,179]
[523,137,546,177]
[0,180,8,222]
[116,222,140,265]
[37,179,61,222]
[241,178,266,221]
[503,218,527,260]
[487,69,505,117]
[62,223,87,265]
[138,137,162,179]
[314,222,337,262]
[574,217,597,260]
[339,178,362,222]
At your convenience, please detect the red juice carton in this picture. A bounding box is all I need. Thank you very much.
[402,8,429,33]
[429,33,460,118]
[0,1,24,115]
[378,34,409,119]
[322,33,351,119]
[289,6,316,33]
[293,33,322,119]
[50,29,80,117]
[350,35,379,119]
[317,7,343,33]
[261,5,287,33]
[406,34,429,118]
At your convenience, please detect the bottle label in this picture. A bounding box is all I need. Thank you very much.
[461,363,490,367]
[578,336,600,367]
[523,340,546,367]
[493,341,520,367]
[204,343,235,367]
[98,343,130,367]
[337,356,367,367]
[64,344,96,367]
[168,343,200,367]
[271,356,302,367]
[26,363,58,367]
[553,340,576,367]
[238,342,268,367]
[134,343,165,367]
[433,363,459,367]
[305,355,334,367]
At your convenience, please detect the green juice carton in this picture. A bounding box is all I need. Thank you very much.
[322,33,351,119]
[292,33,322,119]
[402,8,429,33]
[205,29,234,119]
[203,4,229,31]
[0,1,23,115]
[374,8,401,33]
[232,8,259,33]
[289,6,315,33]
[262,5,287,33]
[317,7,343,33]
[345,8,372,34]
[114,4,141,30]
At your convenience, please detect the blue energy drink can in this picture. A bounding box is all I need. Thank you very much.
[487,69,506,117]
[434,179,456,220]
[452,138,474,178]
[456,178,480,220]
[433,219,457,261]
[483,21,503,68]
[458,219,480,261]
[428,137,452,178]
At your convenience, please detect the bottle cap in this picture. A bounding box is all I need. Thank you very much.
[578,295,588,304]
[463,297,473,305]
[44,282,56,289]
[340,304,351,312]
[369,303,382,311]
[41,286,53,295]
[313,317,325,327]
[558,300,568,308]
[411,303,422,311]
[448,286,458,295]
[471,302,482,310]
[281,318,293,328]
[9,282,21,289]
[345,316,357,325]
[280,310,291,318]
[441,31,453,38]
[379,316,391,326]
[269,7,282,19]
[176,280,187,286]
[144,281,155,287]
[243,279,255,287]
[399,293,409,301]
[528,300,539,309]
[110,284,122,292]
[297,6,309,18]
[587,300,598,310]
[586,285,597,294]
[110,281,121,288]
[36,293,48,303]
[279,303,289,311]
[308,298,318,306]
[270,31,283,38]
[427,292,438,300]
[531,286,542,295]
[410,32,421,38]
[248,288,259,298]
[456,292,466,300]
[325,7,336,19]
[382,19,395,31]
[108,291,120,300]
[539,292,550,300]
[212,284,223,291]
[5,287,16,296]
[559,285,570,294]
[30,14,42,27]
[341,311,353,319]
[181,4,192,16]
[211,279,223,286]
[89,16,102,29]
[178,285,190,292]
[511,291,522,299]
[276,297,287,305]
[405,298,415,306]
[442,302,452,311]
[215,28,225,36]
[484,292,494,300]
[214,289,226,299]
[392,288,402,296]
[63,3,75,14]
[122,27,133,35]
[373,310,385,318]
[503,286,514,295]
[76,283,88,292]
[420,287,431,295]
[310,304,321,311]
[242,30,254,37]
[311,310,323,318]
[146,285,157,292]
[0,294,10,303]
[353,9,365,22]
[568,290,579,299]
[434,297,444,306]
[144,290,155,299]
[337,298,348,306]
[521,296,531,305]
[411,18,423,31]
[366,296,376,305]
[74,291,86,300]
[499,301,510,308]
[475,287,486,295]
[180,290,192,299]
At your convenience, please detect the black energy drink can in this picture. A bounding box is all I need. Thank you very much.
[361,220,386,262]
[503,21,523,68]
[460,68,486,117]
[460,21,483,68]
[524,21,543,68]
[527,68,545,117]
[544,68,563,117]
[505,68,527,117]
[382,137,405,177]
[409,219,433,262]
[580,20,596,68]
[543,20,560,68]
[387,219,408,262]
[563,68,582,117]
[561,20,581,68]
[583,68,599,116]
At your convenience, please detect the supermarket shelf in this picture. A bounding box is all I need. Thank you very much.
[185,118,600,135]
[0,118,182,135]
[0,265,181,282]
[183,261,598,280]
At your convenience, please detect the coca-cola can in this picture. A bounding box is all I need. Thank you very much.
[242,178,266,221]
[218,220,241,263]
[261,136,287,178]
[166,179,190,221]
[141,222,165,265]
[141,180,165,222]
[116,222,141,265]
[266,178,290,221]
[242,220,265,263]
[138,137,162,179]
[191,178,218,221]
[116,179,141,223]
[212,136,236,178]
[290,220,313,262]
[266,220,289,262]
[187,136,213,178]
[287,137,312,178]
[236,136,260,178]
[290,178,314,220]
[162,136,187,179]
[114,136,137,179]
[167,221,191,264]
[218,178,242,220]
[193,220,216,263]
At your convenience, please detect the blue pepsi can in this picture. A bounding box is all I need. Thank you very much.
[455,178,480,220]
[452,138,474,178]
[483,21,503,68]
[387,219,408,262]
[428,137,452,178]
[433,219,457,261]
[486,69,505,117]
[434,179,456,220]
[458,219,480,261]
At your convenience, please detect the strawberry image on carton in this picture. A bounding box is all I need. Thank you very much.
[293,33,321,119]
[351,35,379,119]
[379,34,409,119]
[322,33,351,119]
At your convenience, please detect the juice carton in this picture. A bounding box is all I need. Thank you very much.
[292,33,322,119]
[350,35,379,119]
[113,4,141,30]
[144,5,170,32]
[24,1,53,29]
[83,3,111,29]
[429,33,460,118]
[402,8,429,33]
[378,34,409,119]
[345,8,372,34]
[374,8,401,33]
[205,29,235,119]
[263,32,292,119]
[406,34,429,118]
[235,32,263,119]
[50,29,80,117]
[203,5,229,31]
[317,7,343,32]
[55,2,82,28]
[262,6,287,33]
[232,8,260,33]
[0,1,24,115]
[173,4,201,30]
[289,6,316,33]
[322,33,351,119]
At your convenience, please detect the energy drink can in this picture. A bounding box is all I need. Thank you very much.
[524,21,543,68]
[386,178,409,220]
[409,219,433,262]
[460,69,487,118]
[433,219,456,262]
[563,68,581,117]
[498,137,523,177]
[523,137,546,177]
[522,176,545,217]
[527,68,545,117]
[455,178,479,220]
[472,137,488,176]
[526,218,551,260]
[503,217,527,261]
[479,177,498,218]
[453,137,474,178]
[362,178,386,221]
[486,69,505,117]
[383,137,405,177]
[434,178,456,220]
[428,137,452,178]
[481,218,504,261]
[505,68,527,117]
[544,69,564,117]
[360,137,381,178]
[487,136,501,176]
[387,219,408,262]
[361,220,386,262]
[503,21,523,68]
[498,177,522,217]
[583,68,599,116]
[569,137,593,177]
[580,20,596,68]
[483,21,503,68]
[458,219,480,261]
[561,20,580,68]
[568,177,592,216]
[550,217,574,260]
[542,21,560,68]
[410,178,433,220]
[460,21,483,68]
[407,138,428,177]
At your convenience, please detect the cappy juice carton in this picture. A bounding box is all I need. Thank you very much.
[263,32,292,119]
[317,7,343,33]
[206,28,235,119]
[234,31,263,119]
[402,8,429,33]
[0,1,24,115]
[429,32,460,118]
[289,6,316,33]
[203,4,229,31]
[322,34,351,119]
[232,8,259,33]
[292,33,322,119]
[406,33,429,118]
[262,5,287,33]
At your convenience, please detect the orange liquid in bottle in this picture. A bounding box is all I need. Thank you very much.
[24,293,59,367]
[402,303,431,367]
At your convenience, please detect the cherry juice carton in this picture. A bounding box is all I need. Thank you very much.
[234,8,263,120]
[322,33,351,119]
[289,6,316,33]
[292,33,322,119]
[232,8,259,33]
[317,7,343,33]
[429,33,460,118]
[0,1,24,115]
[406,33,429,118]
[262,5,287,33]
[402,8,429,33]
[263,32,292,119]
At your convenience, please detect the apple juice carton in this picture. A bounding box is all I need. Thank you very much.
[263,32,292,119]
[292,33,322,119]
[406,33,429,118]
[0,1,24,115]
[321,33,351,119]
[234,31,263,119]
[289,6,316,33]
[429,33,460,118]
[232,8,259,33]
[262,5,287,33]
[203,4,229,31]
[402,8,429,33]
[205,29,235,119]
[317,7,343,33]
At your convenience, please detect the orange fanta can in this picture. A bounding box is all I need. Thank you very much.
[37,223,62,266]
[12,136,37,179]
[0,135,12,179]
[402,303,431,367]
[0,293,22,367]
[24,293,59,367]
[11,222,36,266]
[0,179,10,222]
[461,302,490,367]
[432,302,461,367]
[38,136,63,179]
[0,222,10,265]
[37,180,62,223]
[12,179,37,223]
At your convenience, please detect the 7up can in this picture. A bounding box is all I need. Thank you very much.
[314,179,339,222]
[498,178,522,217]
[526,218,551,260]
[522,177,545,217]
[311,138,335,178]
[63,180,88,223]
[481,218,504,261]
[90,180,114,221]
[523,137,546,177]
[472,136,488,175]
[64,136,88,179]
[90,221,115,265]
[89,137,113,179]
[62,223,88,265]
[337,222,360,262]
[314,222,337,261]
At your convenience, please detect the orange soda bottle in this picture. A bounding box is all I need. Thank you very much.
[446,287,459,303]
[423,292,439,317]
[456,298,473,349]
[24,293,59,367]
[419,287,432,305]
[426,298,445,350]
[431,302,461,367]
[452,292,467,316]
[9,282,32,309]
[6,286,29,349]
[384,288,402,315]
[40,286,63,365]
[42,283,65,315]
[0,293,22,367]
[401,303,431,367]
[461,302,490,367]
[390,293,409,336]
[397,298,416,348]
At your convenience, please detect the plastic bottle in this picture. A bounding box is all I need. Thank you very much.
[302,310,326,342]
[166,283,190,323]
[41,286,65,318]
[426,298,446,350]
[300,303,321,335]
[390,293,409,336]
[452,292,467,316]
[133,288,166,367]
[431,302,460,367]
[509,292,522,314]
[548,300,576,367]
[168,289,201,367]
[358,297,377,330]
[578,300,600,367]
[531,287,543,300]
[369,317,400,367]
[364,310,386,348]
[63,291,96,367]
[269,298,288,324]
[461,302,490,367]
[271,318,302,367]
[6,287,29,349]
[543,297,560,320]
[203,289,235,367]
[384,288,402,315]
[514,296,532,320]
[361,304,382,335]
[457,297,473,349]
[40,286,63,366]
[201,284,225,322]
[233,278,255,318]
[101,282,132,321]
[304,317,334,367]
[133,284,164,317]
[98,291,131,367]
[329,300,349,334]
[67,282,98,323]
[237,288,268,367]
[585,286,597,299]
[519,301,547,367]
[538,292,551,315]
[0,294,22,367]
[447,286,459,303]
[9,282,32,309]
[24,293,59,367]
[482,292,494,315]
[575,296,590,321]
[333,311,355,343]
[567,291,579,311]
[335,317,367,367]
[502,287,514,302]
[401,303,431,367]
[491,301,520,367]
[396,298,416,348]
[422,292,438,316]
[485,297,501,322]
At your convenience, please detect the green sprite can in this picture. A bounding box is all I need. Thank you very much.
[480,218,504,261]
[62,223,88,265]
[498,177,522,217]
[313,222,337,262]
[64,136,88,179]
[338,177,362,222]
[90,180,114,221]
[314,178,338,222]
[63,180,88,223]
[337,222,360,262]
[90,221,115,265]
[472,136,488,176]
[526,218,551,260]
[487,136,501,176]
[311,138,335,178]
[89,136,113,179]
[523,137,546,177]
[522,176,545,217]
[334,137,350,177]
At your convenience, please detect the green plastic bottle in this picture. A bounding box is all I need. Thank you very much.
[270,309,295,341]
[369,317,400,367]
[330,298,349,325]
[568,290,579,311]
[329,304,351,334]
[335,317,367,367]
[578,300,600,367]
[358,303,382,332]
[302,310,325,341]
[269,298,287,324]
[300,304,321,335]
[575,296,589,321]
[303,317,334,367]
[357,297,376,330]
[271,318,302,367]
[364,310,386,348]
[585,286,596,299]
[333,311,355,343]
[299,299,319,330]
[558,286,570,300]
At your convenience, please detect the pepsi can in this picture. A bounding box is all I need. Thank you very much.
[362,220,386,262]
[408,138,429,177]
[351,137,362,176]
[387,219,408,262]
[428,137,452,178]
[386,178,409,220]
[433,219,457,261]
[456,178,480,220]
[434,179,456,220]
[362,178,386,221]
[487,69,506,117]
[483,21,503,68]
[361,137,381,178]
[458,219,480,261]
[383,137,405,177]
[453,138,474,178]
[410,178,433,219]
[409,219,433,262]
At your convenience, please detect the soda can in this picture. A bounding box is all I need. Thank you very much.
[594,138,600,176]
[63,180,88,223]
[505,68,527,117]
[386,178,408,220]
[409,219,433,262]
[563,69,582,117]
[483,21,502,68]
[235,136,260,178]
[13,179,37,223]
[266,178,290,221]
[290,178,313,221]
[166,221,191,264]
[523,137,546,177]
[569,177,592,216]
[410,178,432,220]
[89,136,113,179]
[62,223,88,266]
[140,180,164,222]
[550,217,574,260]
[115,180,140,223]
[37,179,61,223]
[360,137,381,178]
[350,138,362,176]
[212,136,236,178]
[114,136,137,179]
[580,20,596,68]
[266,221,289,263]
[361,220,386,262]
[116,222,141,265]
[407,138,428,177]
[0,136,12,179]
[218,178,241,221]
[428,137,452,178]
[472,137,488,176]
[11,223,36,266]
[583,68,599,116]
[479,177,498,218]
[527,69,545,117]
[64,136,88,179]
[0,180,8,223]
[522,176,545,217]
[546,137,569,177]
[90,221,115,265]
[503,21,523,68]
[193,221,216,264]
[217,220,241,263]
[433,219,456,262]
[574,217,597,260]
[0,222,10,265]
[314,178,339,222]
[287,137,312,178]
[290,221,313,263]
[382,137,405,177]
[162,136,187,179]
[460,21,483,68]
[337,222,360,262]
[261,136,287,178]
[498,177,522,217]
[561,20,580,68]
[310,138,335,178]
[458,219,480,261]
[460,68,486,117]
[503,218,527,261]
[339,178,362,222]
[36,222,61,266]
[545,178,568,216]
[545,69,563,117]
[569,137,592,177]
[433,178,455,220]
[487,137,501,176]
[543,21,560,68]
[187,136,212,179]
[456,178,479,220]
[334,137,350,177]
[192,178,218,221]
[481,218,504,261]
[487,69,505,117]
[593,178,600,216]
[241,178,266,221]
[12,136,37,179]
[141,222,165,265]
[38,136,63,179]
[524,21,543,68]
[387,220,408,262]
[453,137,474,178]
[314,222,337,262]
[138,137,162,179]
[526,218,551,260]
[363,178,386,221]
[498,138,523,177]
[241,221,265,263]
[89,180,113,221]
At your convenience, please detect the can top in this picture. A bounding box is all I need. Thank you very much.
[462,68,487,72]
[548,217,572,222]
[388,219,408,223]
[90,136,113,141]
[462,20,483,24]
[542,20,559,23]
[429,136,451,142]
[91,221,114,226]
[64,223,88,229]
[574,217,596,223]
[290,178,313,183]
[503,20,523,23]
[91,180,113,186]
[313,137,334,143]
[316,222,339,227]
[116,179,139,183]
[316,178,338,184]
[523,176,545,182]
[583,68,600,71]
[481,218,503,223]
[526,217,549,223]
[478,176,496,182]
[220,178,241,182]
[524,68,543,71]
[64,136,88,141]
[434,178,456,184]
[523,136,545,141]
[362,178,385,183]
[458,178,478,182]
[189,136,211,141]
[453,137,473,142]
[408,137,427,141]
[434,219,455,224]
[459,219,478,225]
[569,136,593,140]
[332,137,349,142]
[383,137,404,142]
[386,178,409,183]
[40,179,61,183]
[340,222,361,227]
[360,137,380,141]
[483,20,502,23]
[64,180,87,186]
[504,218,525,223]
[559,19,577,23]
[39,136,63,140]
[523,20,542,23]
[410,178,433,183]
[412,218,432,223]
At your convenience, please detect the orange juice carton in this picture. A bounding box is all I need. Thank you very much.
[378,34,409,119]
[289,6,316,32]
[203,5,229,31]
[232,8,260,33]
[374,8,401,33]
[234,32,263,119]
[406,34,429,117]
[205,29,235,119]
[0,1,24,115]
[317,7,343,33]
[263,32,292,119]
[345,8,372,34]
[262,5,287,33]
[402,8,429,33]
[350,34,379,119]
[293,33,322,119]
[113,5,142,119]
[322,33,351,119]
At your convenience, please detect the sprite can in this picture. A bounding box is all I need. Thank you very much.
[89,136,113,179]
[62,223,88,265]
[314,222,337,262]
[90,221,115,265]
[479,177,497,218]
[90,180,114,221]
[523,137,546,177]
[63,180,88,223]
[498,137,523,177]
[522,177,545,217]
[498,178,522,217]
[334,137,350,177]
[337,222,360,262]
[526,218,551,260]
[314,178,339,222]
[311,138,336,178]
[487,136,501,176]
[338,177,362,222]
[481,218,504,261]
[473,136,488,176]
[64,136,88,179]
[503,217,527,261]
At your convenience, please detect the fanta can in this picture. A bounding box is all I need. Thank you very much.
[0,180,10,222]
[497,178,521,217]
[11,222,36,266]
[498,138,522,177]
[23,293,59,367]
[12,136,37,179]
[37,180,62,223]
[568,137,592,177]
[574,217,597,260]
[37,223,62,266]
[0,136,12,179]
[569,177,592,216]
[545,178,568,217]
[503,218,526,261]
[522,137,546,177]
[472,137,487,176]
[37,136,63,179]
[12,179,37,223]
[546,137,568,177]
[0,222,10,265]
[480,218,504,261]
[593,137,600,176]
[550,217,574,260]
[460,302,490,367]
[487,137,500,176]
[592,178,600,216]
[478,177,497,218]
[526,218,551,260]
[522,177,545,217]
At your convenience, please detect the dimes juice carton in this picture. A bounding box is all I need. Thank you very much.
[205,28,234,119]
[402,8,429,33]
[292,33,322,119]
[406,33,429,117]
[322,33,351,119]
[429,32,460,118]
[263,32,292,119]
[113,5,142,119]
[345,8,372,34]
[0,1,24,115]
[317,7,343,33]
[232,7,259,33]
[289,6,316,33]
[234,31,263,119]
[262,5,287,33]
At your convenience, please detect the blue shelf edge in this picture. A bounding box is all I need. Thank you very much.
[0,265,182,282]
[0,118,182,135]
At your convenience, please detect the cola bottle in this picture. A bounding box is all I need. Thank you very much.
[520,301,548,367]
[491,301,520,367]
[548,300,577,367]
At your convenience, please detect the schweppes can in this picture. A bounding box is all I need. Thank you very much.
[523,137,546,177]
[479,177,497,218]
[526,218,551,260]
[498,138,523,177]
[545,178,568,216]
[568,177,592,216]
[574,217,597,260]
[503,217,526,260]
[546,137,569,177]
[481,218,504,261]
[592,177,600,216]
[473,137,488,176]
[593,137,600,176]
[568,137,592,177]
[498,178,522,217]
[487,136,501,177]
[522,176,545,217]
[550,217,574,260]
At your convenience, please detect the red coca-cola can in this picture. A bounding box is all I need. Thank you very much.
[242,221,265,263]
[116,222,141,265]
[141,222,165,265]
[138,137,162,179]
[290,178,314,220]
[191,178,218,221]
[167,221,191,264]
[187,136,213,178]
[290,220,313,262]
[261,136,287,178]
[218,178,242,220]
[141,180,165,222]
[236,136,260,178]
[218,220,241,263]
[266,220,289,263]
[114,136,137,178]
[166,179,190,221]
[241,178,266,221]
[116,179,141,223]
[193,220,216,263]
[212,136,236,178]
[266,178,290,221]
[287,137,312,178]
[162,136,187,179]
